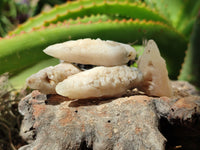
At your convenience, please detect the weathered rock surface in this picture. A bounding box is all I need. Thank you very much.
[18,81,200,150]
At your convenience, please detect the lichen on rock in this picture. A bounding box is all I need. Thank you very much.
[18,81,200,150]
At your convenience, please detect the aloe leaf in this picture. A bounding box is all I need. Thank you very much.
[143,0,200,37]
[143,0,182,27]
[52,14,115,26]
[8,0,169,35]
[45,1,170,26]
[179,13,200,88]
[0,19,187,79]
[176,0,200,36]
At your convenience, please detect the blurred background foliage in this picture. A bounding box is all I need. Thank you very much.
[0,0,68,37]
[0,1,68,149]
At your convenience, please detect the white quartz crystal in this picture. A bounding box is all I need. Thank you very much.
[26,62,81,94]
[56,65,142,99]
[137,40,173,97]
[43,38,136,66]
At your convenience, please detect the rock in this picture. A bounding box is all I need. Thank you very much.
[18,81,200,150]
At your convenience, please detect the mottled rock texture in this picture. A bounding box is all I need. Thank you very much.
[18,81,200,150]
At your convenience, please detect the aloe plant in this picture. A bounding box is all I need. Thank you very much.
[179,13,200,88]
[0,0,199,88]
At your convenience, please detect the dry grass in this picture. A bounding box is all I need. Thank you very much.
[0,73,28,150]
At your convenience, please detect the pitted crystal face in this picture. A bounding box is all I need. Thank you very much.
[56,65,141,99]
[26,63,81,94]
[43,38,136,66]
[137,40,173,97]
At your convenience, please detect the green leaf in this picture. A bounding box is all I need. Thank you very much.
[0,18,187,79]
[179,13,200,88]
[9,0,169,35]
[143,0,200,37]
